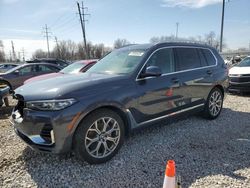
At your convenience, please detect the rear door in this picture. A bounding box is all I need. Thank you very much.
[173,47,216,106]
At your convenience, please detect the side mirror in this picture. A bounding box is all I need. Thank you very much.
[13,70,19,75]
[141,66,162,78]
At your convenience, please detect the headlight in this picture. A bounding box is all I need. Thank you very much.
[26,98,77,111]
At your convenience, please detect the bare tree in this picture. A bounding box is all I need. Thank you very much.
[33,40,112,61]
[113,38,130,49]
[205,31,216,46]
[150,35,176,43]
[32,49,47,59]
[203,31,227,50]
[0,40,5,62]
[149,32,227,51]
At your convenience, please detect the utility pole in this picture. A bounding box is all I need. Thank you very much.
[220,0,225,52]
[11,41,16,61]
[77,1,89,59]
[43,24,51,58]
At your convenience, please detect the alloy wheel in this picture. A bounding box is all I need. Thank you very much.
[85,117,121,158]
[209,90,222,117]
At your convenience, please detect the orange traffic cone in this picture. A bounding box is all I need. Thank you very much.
[163,160,176,188]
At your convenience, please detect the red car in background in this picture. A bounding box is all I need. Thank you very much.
[24,59,98,84]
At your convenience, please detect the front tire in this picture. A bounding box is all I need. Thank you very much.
[73,109,125,164]
[202,88,223,119]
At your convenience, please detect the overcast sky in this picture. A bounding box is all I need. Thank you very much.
[0,0,249,59]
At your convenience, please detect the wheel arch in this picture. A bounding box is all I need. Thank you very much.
[73,104,132,137]
[213,84,225,98]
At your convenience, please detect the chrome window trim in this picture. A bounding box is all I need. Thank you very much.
[136,46,218,81]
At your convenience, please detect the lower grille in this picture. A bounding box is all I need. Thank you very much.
[40,124,54,143]
[229,76,250,83]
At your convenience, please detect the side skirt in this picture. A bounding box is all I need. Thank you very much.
[126,103,205,131]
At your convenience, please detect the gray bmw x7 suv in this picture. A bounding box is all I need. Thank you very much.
[11,42,228,164]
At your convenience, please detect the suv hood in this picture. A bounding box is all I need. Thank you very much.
[15,73,127,101]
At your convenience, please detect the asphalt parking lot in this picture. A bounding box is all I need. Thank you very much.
[0,94,250,188]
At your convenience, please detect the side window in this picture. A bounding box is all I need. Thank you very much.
[175,48,201,71]
[201,49,216,66]
[198,49,208,67]
[36,65,59,72]
[49,66,60,72]
[57,61,68,67]
[18,66,33,75]
[147,48,175,74]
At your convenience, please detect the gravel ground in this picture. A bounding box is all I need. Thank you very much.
[0,94,250,188]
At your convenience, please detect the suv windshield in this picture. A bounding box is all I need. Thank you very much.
[60,62,85,74]
[237,57,250,67]
[87,48,146,75]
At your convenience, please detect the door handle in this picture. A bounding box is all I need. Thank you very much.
[171,78,179,83]
[206,70,212,75]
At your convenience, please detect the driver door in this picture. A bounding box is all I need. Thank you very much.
[134,47,184,124]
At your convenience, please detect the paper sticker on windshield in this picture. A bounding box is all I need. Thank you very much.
[128,51,144,56]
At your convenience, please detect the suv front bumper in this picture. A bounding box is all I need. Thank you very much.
[10,108,77,154]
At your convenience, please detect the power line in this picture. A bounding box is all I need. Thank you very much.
[52,19,79,34]
[48,2,76,27]
[51,15,77,31]
[56,22,80,34]
[49,14,71,28]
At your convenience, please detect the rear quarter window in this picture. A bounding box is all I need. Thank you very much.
[201,49,216,66]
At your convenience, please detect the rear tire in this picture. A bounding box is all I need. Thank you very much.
[73,109,125,164]
[202,87,223,119]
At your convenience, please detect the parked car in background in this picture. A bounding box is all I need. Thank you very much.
[0,63,19,73]
[26,58,70,68]
[228,56,250,93]
[0,79,10,107]
[224,56,231,65]
[24,59,98,84]
[0,63,61,90]
[11,42,228,164]
[230,55,242,66]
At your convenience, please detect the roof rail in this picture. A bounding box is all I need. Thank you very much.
[155,40,209,46]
